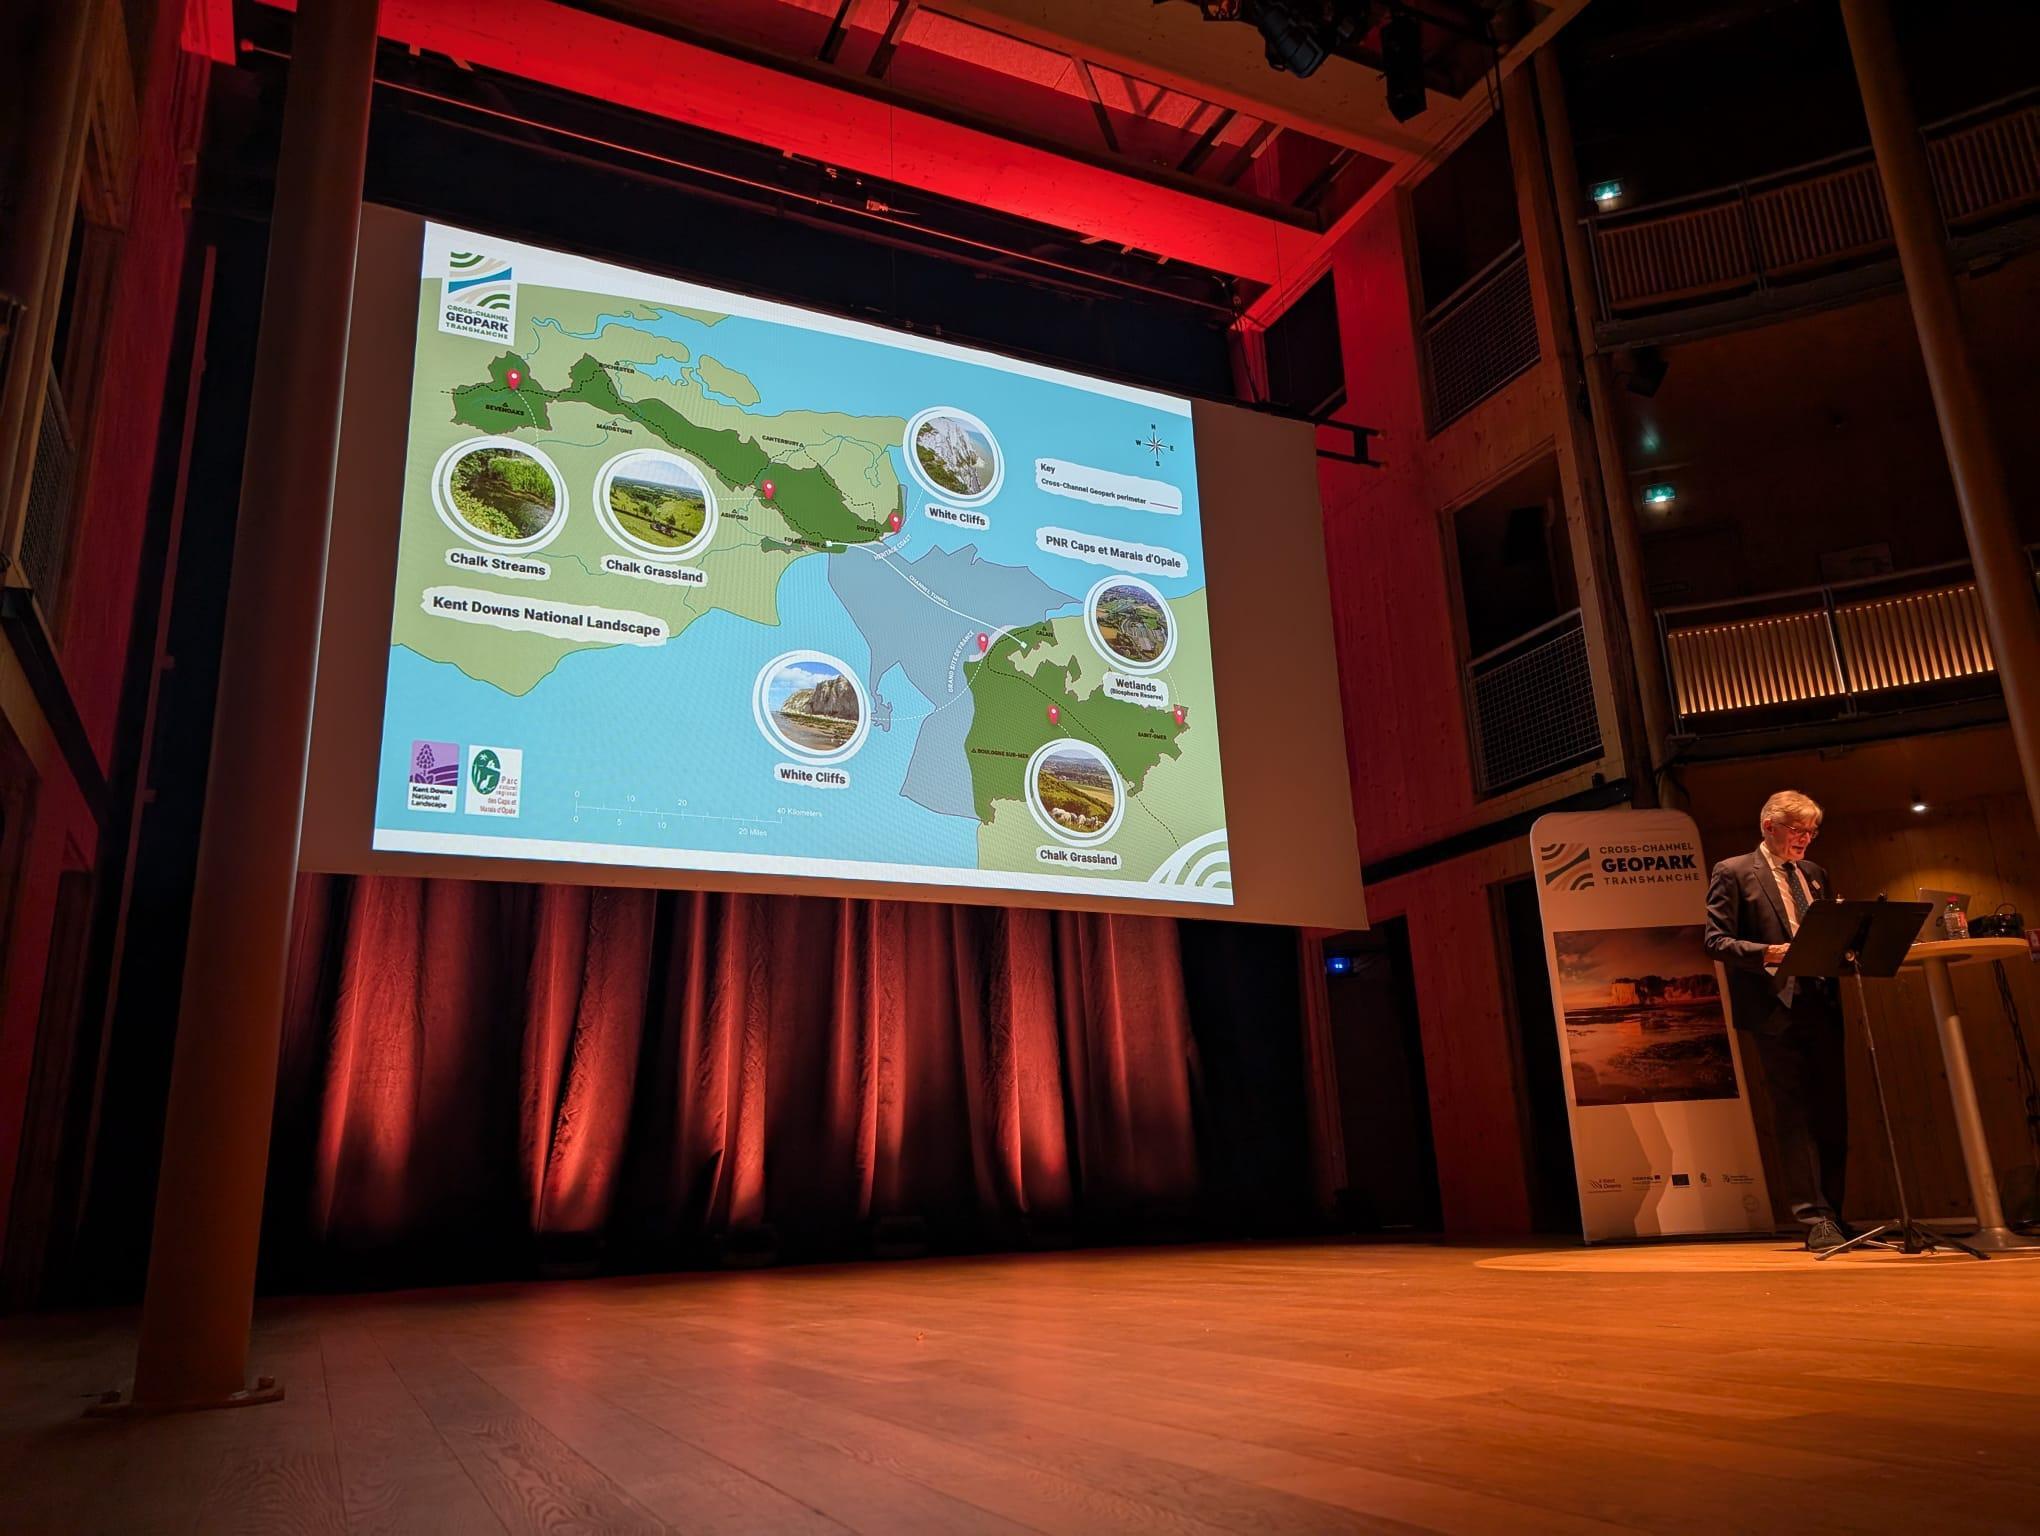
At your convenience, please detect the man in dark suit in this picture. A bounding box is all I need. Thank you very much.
[1703,790,1850,1251]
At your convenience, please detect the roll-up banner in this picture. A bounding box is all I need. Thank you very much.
[1531,809,1773,1242]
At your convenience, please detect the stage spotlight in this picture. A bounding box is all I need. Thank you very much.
[1381,7,1425,122]
[1911,793,1929,814]
[1253,1,1330,76]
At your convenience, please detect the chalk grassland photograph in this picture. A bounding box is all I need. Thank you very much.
[914,413,997,496]
[1553,924,1738,1107]
[446,443,559,542]
[1035,747,1118,836]
[767,659,861,751]
[1094,583,1171,665]
[606,451,707,548]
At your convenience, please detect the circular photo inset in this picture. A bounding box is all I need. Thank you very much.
[1083,575,1177,675]
[754,650,871,763]
[1026,739,1126,847]
[904,406,1003,505]
[595,448,718,561]
[432,436,568,551]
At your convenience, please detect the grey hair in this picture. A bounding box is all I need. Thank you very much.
[1759,790,1822,832]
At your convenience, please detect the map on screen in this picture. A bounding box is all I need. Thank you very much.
[369,223,1232,903]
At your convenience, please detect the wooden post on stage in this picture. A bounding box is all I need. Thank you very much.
[1842,0,2040,840]
[124,0,379,1410]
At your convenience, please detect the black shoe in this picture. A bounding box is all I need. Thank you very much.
[1806,1217,1847,1252]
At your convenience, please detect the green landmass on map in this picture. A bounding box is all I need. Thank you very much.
[393,284,907,695]
[968,594,1225,883]
[452,350,889,551]
[697,356,761,406]
[963,619,1184,824]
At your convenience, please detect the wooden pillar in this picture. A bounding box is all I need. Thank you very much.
[1530,47,1674,785]
[1501,66,1657,808]
[127,0,379,1409]
[1841,0,2040,840]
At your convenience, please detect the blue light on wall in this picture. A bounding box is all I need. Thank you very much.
[1325,955,1353,976]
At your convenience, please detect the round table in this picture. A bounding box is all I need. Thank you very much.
[1899,938,2040,1253]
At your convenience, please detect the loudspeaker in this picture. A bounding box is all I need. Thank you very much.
[1616,345,1668,397]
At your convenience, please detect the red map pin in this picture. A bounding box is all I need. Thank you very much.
[760,478,776,500]
[1173,705,1188,725]
[888,510,903,532]
[505,368,522,390]
[1047,704,1061,725]
[976,632,990,653]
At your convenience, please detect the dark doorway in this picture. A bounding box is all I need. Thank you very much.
[1323,919,1441,1233]
[1498,878,1581,1234]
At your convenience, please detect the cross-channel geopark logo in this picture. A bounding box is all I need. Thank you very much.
[439,248,516,342]
[1541,837,1700,892]
[1538,840,1596,892]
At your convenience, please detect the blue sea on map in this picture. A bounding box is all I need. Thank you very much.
[375,553,980,866]
[376,299,1207,872]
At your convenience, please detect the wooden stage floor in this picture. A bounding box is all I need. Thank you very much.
[3,1239,2038,1533]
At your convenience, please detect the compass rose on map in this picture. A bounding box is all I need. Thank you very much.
[1136,424,1175,467]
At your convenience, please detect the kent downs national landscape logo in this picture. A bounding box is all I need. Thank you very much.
[439,248,517,342]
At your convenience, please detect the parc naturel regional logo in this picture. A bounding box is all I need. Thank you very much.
[439,248,517,342]
[464,745,522,819]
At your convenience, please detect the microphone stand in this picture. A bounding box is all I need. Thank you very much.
[1819,939,1984,1261]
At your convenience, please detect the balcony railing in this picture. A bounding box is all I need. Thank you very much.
[1658,556,2017,735]
[20,371,77,613]
[1420,242,1540,433]
[1585,88,2040,322]
[1467,608,1602,794]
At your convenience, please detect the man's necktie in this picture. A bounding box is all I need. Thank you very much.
[1778,863,1812,1007]
[1784,862,1811,923]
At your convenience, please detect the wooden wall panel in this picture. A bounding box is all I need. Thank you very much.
[1317,193,1617,869]
[1309,173,1628,1236]
[1362,839,1537,1235]
[1684,727,2040,1226]
[1626,259,2040,609]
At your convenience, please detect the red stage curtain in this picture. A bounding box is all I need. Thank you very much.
[263,874,1286,1280]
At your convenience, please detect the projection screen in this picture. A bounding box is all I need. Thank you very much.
[302,206,1366,929]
